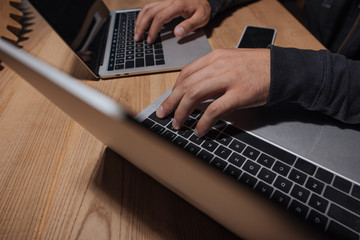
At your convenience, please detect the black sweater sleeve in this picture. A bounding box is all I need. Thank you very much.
[268,45,360,124]
[208,0,254,18]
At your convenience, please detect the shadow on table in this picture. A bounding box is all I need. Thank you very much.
[93,147,242,240]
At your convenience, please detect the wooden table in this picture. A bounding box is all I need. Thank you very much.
[0,0,324,239]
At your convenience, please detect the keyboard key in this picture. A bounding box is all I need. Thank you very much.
[108,62,114,70]
[125,60,134,69]
[178,127,193,138]
[224,165,242,180]
[210,157,228,171]
[173,136,188,148]
[257,168,276,184]
[289,169,307,185]
[205,128,220,139]
[212,120,227,131]
[333,176,352,193]
[271,190,291,208]
[145,55,154,66]
[189,135,205,145]
[315,168,334,184]
[307,210,328,231]
[228,153,246,168]
[184,117,197,128]
[149,112,172,126]
[115,64,124,70]
[243,146,260,160]
[327,221,358,240]
[255,181,274,198]
[309,194,329,213]
[257,153,275,168]
[215,133,232,146]
[294,158,316,175]
[135,58,144,67]
[351,184,360,200]
[201,139,219,152]
[324,186,360,215]
[150,124,165,135]
[155,49,163,54]
[224,126,296,165]
[141,118,155,128]
[154,43,163,49]
[197,150,214,163]
[328,204,360,232]
[214,145,232,160]
[243,160,261,176]
[290,184,310,203]
[184,143,201,155]
[156,59,165,65]
[274,175,293,193]
[126,54,134,60]
[228,139,246,154]
[239,172,258,188]
[272,161,290,176]
[162,130,177,141]
[155,54,164,59]
[289,199,309,219]
[305,177,325,194]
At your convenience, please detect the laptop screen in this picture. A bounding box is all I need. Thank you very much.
[28,0,110,76]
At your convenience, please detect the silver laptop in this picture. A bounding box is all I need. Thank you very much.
[1,38,359,240]
[27,0,212,79]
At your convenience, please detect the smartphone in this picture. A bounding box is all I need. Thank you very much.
[237,26,276,48]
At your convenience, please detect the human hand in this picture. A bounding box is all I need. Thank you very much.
[134,0,211,44]
[156,48,271,137]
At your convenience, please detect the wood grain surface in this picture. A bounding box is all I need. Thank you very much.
[0,0,324,239]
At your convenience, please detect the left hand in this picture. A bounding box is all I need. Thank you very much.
[156,48,271,137]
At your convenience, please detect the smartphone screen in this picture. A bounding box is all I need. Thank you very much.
[237,26,276,48]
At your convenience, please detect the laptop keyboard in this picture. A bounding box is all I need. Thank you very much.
[141,110,360,240]
[108,11,165,71]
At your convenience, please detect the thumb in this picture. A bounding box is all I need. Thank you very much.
[174,10,209,38]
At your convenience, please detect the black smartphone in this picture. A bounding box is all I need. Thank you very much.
[237,26,276,48]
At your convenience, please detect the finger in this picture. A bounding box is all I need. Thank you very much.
[174,9,210,38]
[158,56,221,119]
[146,7,183,43]
[172,73,228,130]
[195,91,238,138]
[174,50,219,89]
[156,86,185,118]
[134,2,160,42]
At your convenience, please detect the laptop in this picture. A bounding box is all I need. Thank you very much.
[27,0,212,79]
[1,38,360,240]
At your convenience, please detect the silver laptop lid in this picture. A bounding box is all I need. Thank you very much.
[0,37,327,240]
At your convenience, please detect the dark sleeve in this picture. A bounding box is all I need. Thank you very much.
[207,0,254,18]
[267,45,360,124]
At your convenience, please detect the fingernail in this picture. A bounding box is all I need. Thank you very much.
[172,119,180,130]
[194,129,203,138]
[156,106,164,118]
[147,36,151,44]
[175,27,186,38]
[134,33,138,41]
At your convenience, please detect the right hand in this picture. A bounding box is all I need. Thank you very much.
[134,0,211,44]
[156,48,271,138]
